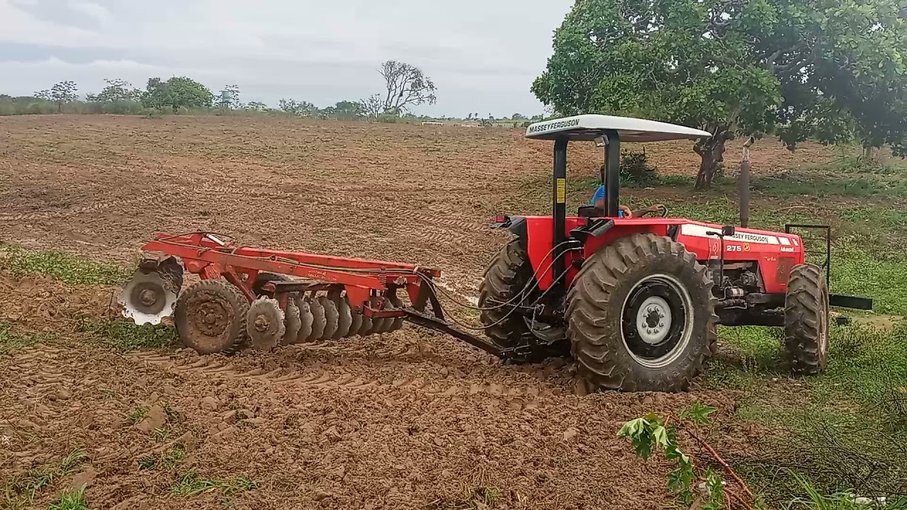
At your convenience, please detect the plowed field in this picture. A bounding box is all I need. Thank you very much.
[0,115,832,509]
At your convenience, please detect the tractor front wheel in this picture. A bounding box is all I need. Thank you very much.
[567,233,717,392]
[783,264,829,375]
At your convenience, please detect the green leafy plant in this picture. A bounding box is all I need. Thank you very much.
[49,487,89,510]
[2,449,88,508]
[618,403,752,509]
[0,245,128,285]
[169,471,256,498]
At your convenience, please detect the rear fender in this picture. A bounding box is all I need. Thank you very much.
[521,217,674,290]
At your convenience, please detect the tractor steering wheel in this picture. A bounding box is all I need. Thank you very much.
[633,204,669,218]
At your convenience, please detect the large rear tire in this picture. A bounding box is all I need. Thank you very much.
[478,239,534,348]
[567,233,717,392]
[784,264,829,376]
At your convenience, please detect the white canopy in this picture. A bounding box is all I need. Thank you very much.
[525,114,712,142]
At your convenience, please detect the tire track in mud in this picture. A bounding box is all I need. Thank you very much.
[127,349,560,408]
[0,191,175,222]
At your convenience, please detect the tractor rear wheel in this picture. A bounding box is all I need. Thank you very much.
[478,239,535,349]
[784,264,829,375]
[567,233,717,392]
[174,280,249,355]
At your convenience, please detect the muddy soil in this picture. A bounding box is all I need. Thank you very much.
[0,116,800,508]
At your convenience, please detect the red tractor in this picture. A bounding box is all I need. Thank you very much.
[120,115,871,393]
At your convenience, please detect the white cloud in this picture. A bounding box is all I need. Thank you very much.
[67,0,112,25]
[0,0,574,115]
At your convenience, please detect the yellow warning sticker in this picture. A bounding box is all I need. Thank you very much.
[556,178,566,204]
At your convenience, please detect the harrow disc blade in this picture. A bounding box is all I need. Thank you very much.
[119,270,179,325]
[246,297,285,351]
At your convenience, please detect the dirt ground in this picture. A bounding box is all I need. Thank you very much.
[0,116,823,509]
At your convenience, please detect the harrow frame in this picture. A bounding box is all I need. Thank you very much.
[137,232,524,359]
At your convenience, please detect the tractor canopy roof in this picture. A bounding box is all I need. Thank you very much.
[525,114,712,142]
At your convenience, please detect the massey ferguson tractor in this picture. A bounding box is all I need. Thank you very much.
[120,114,871,393]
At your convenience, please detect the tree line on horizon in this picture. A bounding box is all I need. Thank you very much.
[0,60,539,124]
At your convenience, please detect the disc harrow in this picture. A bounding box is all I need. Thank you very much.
[121,232,441,357]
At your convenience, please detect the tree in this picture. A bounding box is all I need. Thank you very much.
[277,98,317,117]
[532,0,907,188]
[511,113,526,121]
[328,100,365,120]
[532,0,779,188]
[765,0,907,158]
[245,101,269,112]
[142,77,214,112]
[87,79,142,103]
[377,60,437,115]
[35,81,78,113]
[216,84,241,110]
[359,94,383,120]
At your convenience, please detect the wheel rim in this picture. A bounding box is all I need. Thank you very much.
[620,274,694,369]
[184,291,232,348]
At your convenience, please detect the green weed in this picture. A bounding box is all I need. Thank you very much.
[159,446,186,470]
[0,245,128,285]
[48,487,90,510]
[169,471,257,498]
[126,407,147,425]
[76,318,177,351]
[0,321,53,355]
[137,445,186,472]
[2,449,88,508]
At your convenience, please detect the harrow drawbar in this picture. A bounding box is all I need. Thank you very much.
[120,231,522,359]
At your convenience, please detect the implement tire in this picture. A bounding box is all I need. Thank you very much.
[175,280,249,355]
[567,233,717,392]
[784,264,830,376]
[478,239,534,348]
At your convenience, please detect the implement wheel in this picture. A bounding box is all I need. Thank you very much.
[784,264,830,375]
[478,239,535,349]
[567,233,717,392]
[174,280,249,355]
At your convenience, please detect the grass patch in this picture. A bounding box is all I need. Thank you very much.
[126,407,147,425]
[76,318,177,351]
[2,449,88,509]
[0,245,128,285]
[48,487,89,510]
[751,156,907,201]
[710,323,907,503]
[138,445,186,472]
[0,321,53,355]
[832,247,907,316]
[169,471,257,498]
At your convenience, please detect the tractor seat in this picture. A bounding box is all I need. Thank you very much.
[577,205,606,218]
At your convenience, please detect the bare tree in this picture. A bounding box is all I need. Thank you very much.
[378,61,436,115]
[359,94,383,120]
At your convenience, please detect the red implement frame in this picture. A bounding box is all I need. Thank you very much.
[140,232,441,315]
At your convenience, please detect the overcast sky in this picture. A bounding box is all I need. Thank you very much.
[0,0,574,116]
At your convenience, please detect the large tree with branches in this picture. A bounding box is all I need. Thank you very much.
[532,0,907,188]
[377,60,437,115]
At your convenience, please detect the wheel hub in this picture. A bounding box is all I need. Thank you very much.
[189,298,230,337]
[621,274,693,369]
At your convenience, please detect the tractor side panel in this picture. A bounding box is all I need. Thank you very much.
[673,223,805,294]
[522,216,804,294]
